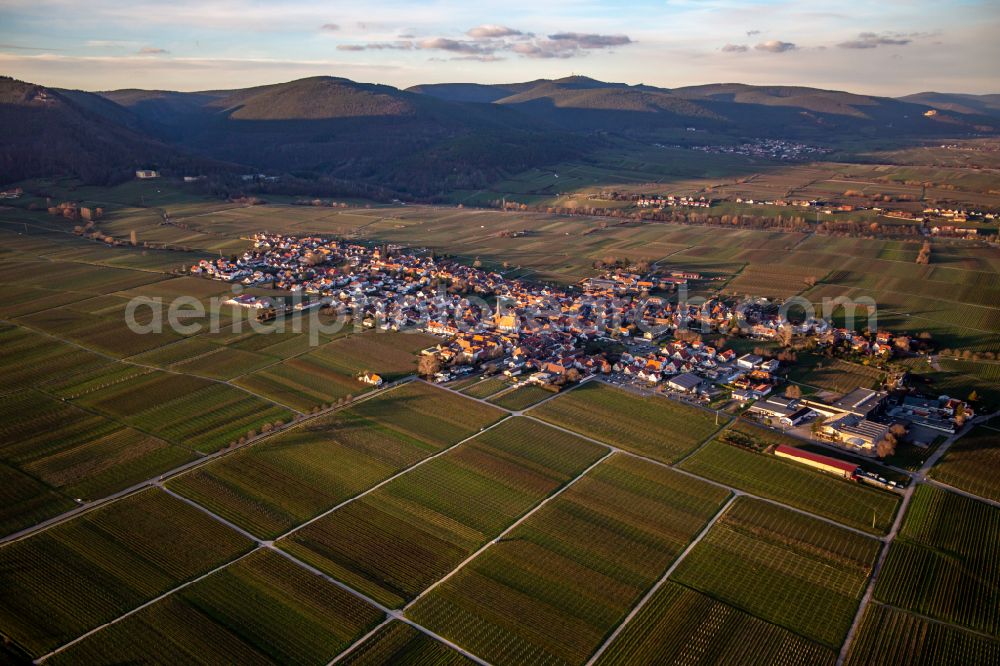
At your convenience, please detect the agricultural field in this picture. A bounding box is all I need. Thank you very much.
[0,489,254,657]
[339,621,475,666]
[874,485,1000,638]
[786,355,887,394]
[845,602,1000,666]
[531,381,725,464]
[310,330,437,380]
[280,418,606,607]
[233,353,379,411]
[0,389,196,534]
[407,455,730,666]
[487,384,555,411]
[929,426,1000,502]
[671,498,881,649]
[594,582,836,666]
[47,549,385,666]
[458,375,511,400]
[72,369,293,453]
[0,323,113,395]
[168,382,504,537]
[679,439,899,534]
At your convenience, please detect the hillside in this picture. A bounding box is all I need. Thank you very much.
[0,77,210,184]
[2,74,996,194]
[899,92,1000,119]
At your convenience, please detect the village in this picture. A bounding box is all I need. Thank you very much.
[191,232,975,469]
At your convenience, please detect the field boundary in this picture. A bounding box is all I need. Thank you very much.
[0,375,418,546]
[583,493,738,665]
[401,449,615,612]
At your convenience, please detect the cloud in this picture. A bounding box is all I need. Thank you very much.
[754,40,797,53]
[417,37,490,54]
[0,43,65,51]
[320,23,339,31]
[466,24,522,39]
[837,32,912,49]
[137,46,169,55]
[452,54,505,62]
[547,32,631,48]
[721,43,748,53]
[328,25,633,62]
[337,41,414,51]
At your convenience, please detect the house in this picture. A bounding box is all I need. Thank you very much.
[737,353,764,370]
[359,372,383,386]
[667,372,702,393]
[135,169,160,179]
[774,445,859,479]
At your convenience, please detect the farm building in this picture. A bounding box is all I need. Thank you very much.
[748,396,814,426]
[774,445,860,479]
[821,415,891,453]
[802,387,887,420]
[359,372,383,386]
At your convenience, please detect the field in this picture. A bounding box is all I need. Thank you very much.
[47,549,385,665]
[874,485,1000,637]
[339,621,474,666]
[928,426,1000,502]
[787,355,887,394]
[487,384,554,411]
[671,498,880,649]
[594,581,836,666]
[407,455,730,666]
[0,489,254,657]
[459,376,511,400]
[845,602,1000,666]
[0,389,196,534]
[280,418,606,608]
[168,381,505,538]
[531,381,724,463]
[71,369,293,453]
[679,439,899,534]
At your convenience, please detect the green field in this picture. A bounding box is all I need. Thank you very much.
[459,376,511,399]
[47,549,384,665]
[928,426,1000,502]
[594,582,836,666]
[671,497,880,649]
[787,356,887,394]
[679,439,899,534]
[72,369,293,453]
[0,489,254,657]
[0,389,196,535]
[339,621,475,666]
[845,602,1000,666]
[280,417,606,608]
[169,382,504,538]
[408,455,730,666]
[874,485,1000,637]
[487,384,555,411]
[531,381,725,463]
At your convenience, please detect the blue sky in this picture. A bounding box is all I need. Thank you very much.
[1,0,997,94]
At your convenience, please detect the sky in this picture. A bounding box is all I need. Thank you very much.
[1,0,998,95]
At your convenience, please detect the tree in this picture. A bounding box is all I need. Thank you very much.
[968,390,979,403]
[418,354,441,378]
[876,434,897,459]
[785,384,802,399]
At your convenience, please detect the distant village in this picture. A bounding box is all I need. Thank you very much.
[192,232,974,465]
